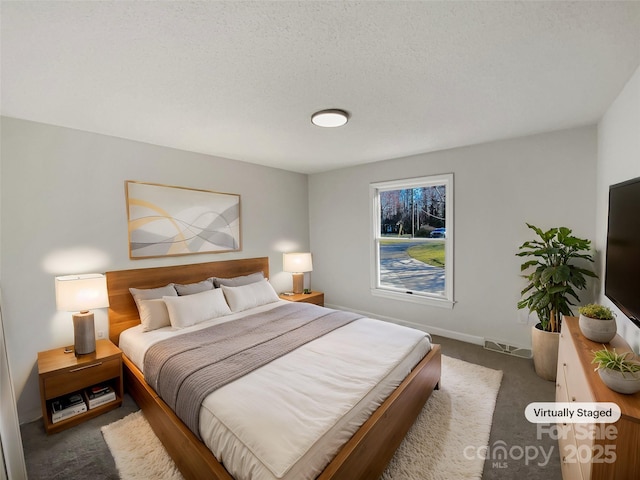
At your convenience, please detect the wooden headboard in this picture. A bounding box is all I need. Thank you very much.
[106,257,269,345]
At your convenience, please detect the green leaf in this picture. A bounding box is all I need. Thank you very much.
[526,223,545,238]
[547,284,568,294]
[557,226,572,240]
[576,267,598,278]
[520,283,535,295]
[565,287,581,302]
[553,264,570,283]
[520,260,539,271]
[538,268,551,284]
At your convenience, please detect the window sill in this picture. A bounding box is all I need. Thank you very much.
[370,288,455,309]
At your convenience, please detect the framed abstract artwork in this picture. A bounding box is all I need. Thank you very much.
[125,181,241,259]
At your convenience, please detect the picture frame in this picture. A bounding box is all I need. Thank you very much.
[125,181,241,259]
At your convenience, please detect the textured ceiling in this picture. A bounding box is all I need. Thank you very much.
[2,1,639,174]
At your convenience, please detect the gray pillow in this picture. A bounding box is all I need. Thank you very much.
[174,278,215,296]
[129,284,177,309]
[212,271,264,288]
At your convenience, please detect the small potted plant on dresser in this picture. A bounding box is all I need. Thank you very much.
[592,346,640,394]
[578,304,617,343]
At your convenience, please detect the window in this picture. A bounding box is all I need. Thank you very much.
[370,174,454,308]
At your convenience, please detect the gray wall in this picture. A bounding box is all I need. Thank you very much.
[309,126,598,349]
[0,117,310,423]
[596,64,640,351]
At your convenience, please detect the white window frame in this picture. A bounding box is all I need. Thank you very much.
[370,174,454,309]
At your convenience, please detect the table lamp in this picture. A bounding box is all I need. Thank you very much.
[283,252,313,294]
[55,274,109,356]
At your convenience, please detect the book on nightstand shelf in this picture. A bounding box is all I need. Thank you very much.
[84,384,116,409]
[51,393,87,423]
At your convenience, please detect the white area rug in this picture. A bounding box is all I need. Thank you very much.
[102,355,502,480]
[381,355,503,480]
[102,410,183,480]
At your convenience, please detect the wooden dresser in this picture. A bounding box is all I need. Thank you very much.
[556,317,640,480]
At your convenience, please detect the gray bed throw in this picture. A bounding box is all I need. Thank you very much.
[144,302,362,439]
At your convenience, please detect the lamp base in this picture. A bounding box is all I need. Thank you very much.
[291,273,304,294]
[73,311,96,356]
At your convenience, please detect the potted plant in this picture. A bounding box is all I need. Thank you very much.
[578,304,617,343]
[592,346,640,394]
[517,224,597,381]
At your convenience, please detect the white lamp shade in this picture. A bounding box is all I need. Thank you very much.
[55,274,109,312]
[283,253,313,273]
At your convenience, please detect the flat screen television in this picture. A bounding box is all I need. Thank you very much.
[605,176,640,328]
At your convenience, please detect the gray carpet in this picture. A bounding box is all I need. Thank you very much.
[20,395,139,480]
[20,335,562,479]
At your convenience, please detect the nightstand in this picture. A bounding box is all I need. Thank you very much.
[279,291,324,307]
[38,339,123,434]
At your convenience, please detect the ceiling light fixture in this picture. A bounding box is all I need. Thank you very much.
[311,109,349,128]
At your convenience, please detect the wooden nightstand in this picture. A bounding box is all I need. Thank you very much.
[38,339,123,434]
[279,291,324,307]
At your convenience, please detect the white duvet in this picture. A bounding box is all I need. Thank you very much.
[119,301,431,480]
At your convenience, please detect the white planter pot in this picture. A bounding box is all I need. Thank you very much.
[598,368,640,394]
[531,324,559,382]
[579,314,617,343]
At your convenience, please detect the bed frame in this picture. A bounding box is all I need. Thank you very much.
[106,257,441,480]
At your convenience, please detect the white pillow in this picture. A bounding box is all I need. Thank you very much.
[163,288,231,328]
[138,299,171,332]
[221,279,280,312]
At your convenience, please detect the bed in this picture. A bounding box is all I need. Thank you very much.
[106,257,441,480]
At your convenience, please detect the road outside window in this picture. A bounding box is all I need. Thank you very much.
[370,174,454,308]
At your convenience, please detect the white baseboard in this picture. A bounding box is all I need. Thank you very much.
[325,303,485,346]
